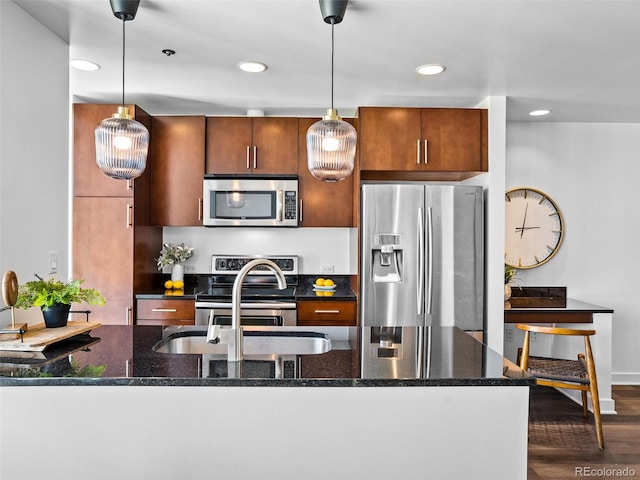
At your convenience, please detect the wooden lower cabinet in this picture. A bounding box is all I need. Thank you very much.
[136,299,195,325]
[297,299,357,326]
[73,196,135,325]
[73,196,161,325]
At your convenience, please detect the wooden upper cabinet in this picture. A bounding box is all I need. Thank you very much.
[73,103,151,197]
[297,118,354,227]
[206,117,298,174]
[420,108,485,171]
[359,107,422,171]
[150,116,205,226]
[358,107,487,173]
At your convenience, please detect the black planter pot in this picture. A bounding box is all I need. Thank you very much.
[42,303,71,328]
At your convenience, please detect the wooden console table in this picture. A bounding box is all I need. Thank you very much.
[504,297,615,414]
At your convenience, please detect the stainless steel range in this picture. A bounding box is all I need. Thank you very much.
[195,255,298,327]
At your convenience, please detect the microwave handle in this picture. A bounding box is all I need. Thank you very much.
[276,190,284,222]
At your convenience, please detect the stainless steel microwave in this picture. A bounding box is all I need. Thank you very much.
[203,175,299,227]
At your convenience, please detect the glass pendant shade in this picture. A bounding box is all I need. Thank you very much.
[95,106,149,180]
[306,109,356,182]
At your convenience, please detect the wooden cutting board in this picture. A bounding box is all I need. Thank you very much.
[0,321,101,352]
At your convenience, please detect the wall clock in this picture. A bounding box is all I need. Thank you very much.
[505,187,564,269]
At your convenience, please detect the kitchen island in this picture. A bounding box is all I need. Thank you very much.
[0,325,533,480]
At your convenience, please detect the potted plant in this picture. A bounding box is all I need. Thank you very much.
[156,242,194,283]
[504,263,517,301]
[15,274,106,328]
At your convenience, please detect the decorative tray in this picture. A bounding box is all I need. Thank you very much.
[0,321,101,352]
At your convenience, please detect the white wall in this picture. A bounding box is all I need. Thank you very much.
[506,122,640,383]
[0,2,69,324]
[162,226,357,275]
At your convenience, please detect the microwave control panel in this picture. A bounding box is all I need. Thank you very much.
[284,191,297,220]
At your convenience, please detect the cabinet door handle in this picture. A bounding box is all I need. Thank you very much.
[253,145,257,169]
[299,199,303,223]
[424,139,428,164]
[314,309,340,314]
[126,179,133,191]
[198,197,203,221]
[416,139,421,164]
[246,146,251,169]
[126,203,133,228]
[152,308,177,312]
[126,306,132,325]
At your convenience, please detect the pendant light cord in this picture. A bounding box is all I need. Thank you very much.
[330,22,335,110]
[121,19,126,107]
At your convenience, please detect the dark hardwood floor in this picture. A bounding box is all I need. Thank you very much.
[528,385,640,479]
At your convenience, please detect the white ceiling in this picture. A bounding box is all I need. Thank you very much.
[14,0,640,122]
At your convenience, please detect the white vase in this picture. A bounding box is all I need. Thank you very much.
[171,263,184,283]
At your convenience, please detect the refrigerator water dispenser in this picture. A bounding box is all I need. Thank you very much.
[371,234,402,282]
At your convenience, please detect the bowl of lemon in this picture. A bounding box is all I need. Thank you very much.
[313,278,336,297]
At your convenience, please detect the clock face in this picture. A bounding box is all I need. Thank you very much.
[505,187,564,269]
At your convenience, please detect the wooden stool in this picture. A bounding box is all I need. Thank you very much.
[516,323,604,450]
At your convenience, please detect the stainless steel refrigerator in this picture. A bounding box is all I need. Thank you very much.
[360,183,484,378]
[361,183,484,330]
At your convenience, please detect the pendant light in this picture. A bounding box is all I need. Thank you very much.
[306,0,356,182]
[95,0,149,180]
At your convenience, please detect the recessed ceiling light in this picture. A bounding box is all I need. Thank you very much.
[70,59,101,71]
[529,109,551,117]
[238,61,268,73]
[416,64,446,76]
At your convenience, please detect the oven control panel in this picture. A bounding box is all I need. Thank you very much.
[212,255,298,274]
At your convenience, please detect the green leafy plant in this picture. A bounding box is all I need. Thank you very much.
[156,242,194,269]
[15,274,106,310]
[504,264,517,285]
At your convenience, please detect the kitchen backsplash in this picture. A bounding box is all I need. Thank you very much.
[161,227,357,275]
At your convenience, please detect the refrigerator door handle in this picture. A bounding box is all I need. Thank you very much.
[417,207,425,315]
[426,206,434,315]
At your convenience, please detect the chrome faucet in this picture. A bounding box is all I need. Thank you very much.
[207,258,287,362]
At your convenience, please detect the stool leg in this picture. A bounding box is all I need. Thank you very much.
[585,337,604,450]
[581,390,588,418]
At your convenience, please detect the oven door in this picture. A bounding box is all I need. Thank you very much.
[195,301,297,327]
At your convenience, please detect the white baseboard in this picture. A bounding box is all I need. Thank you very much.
[612,372,640,385]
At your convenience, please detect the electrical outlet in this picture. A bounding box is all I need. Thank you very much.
[531,332,538,343]
[320,264,334,274]
[48,251,58,274]
[505,328,514,343]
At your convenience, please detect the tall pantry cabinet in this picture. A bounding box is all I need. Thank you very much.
[73,104,162,325]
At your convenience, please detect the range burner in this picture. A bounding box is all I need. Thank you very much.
[197,286,297,302]
[196,255,299,302]
[194,255,299,327]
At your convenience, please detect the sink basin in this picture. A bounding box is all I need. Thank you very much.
[153,330,332,356]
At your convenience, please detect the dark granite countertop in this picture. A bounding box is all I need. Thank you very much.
[135,274,358,301]
[505,298,613,314]
[295,275,357,300]
[0,325,532,387]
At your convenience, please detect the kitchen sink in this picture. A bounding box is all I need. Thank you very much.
[153,329,332,356]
